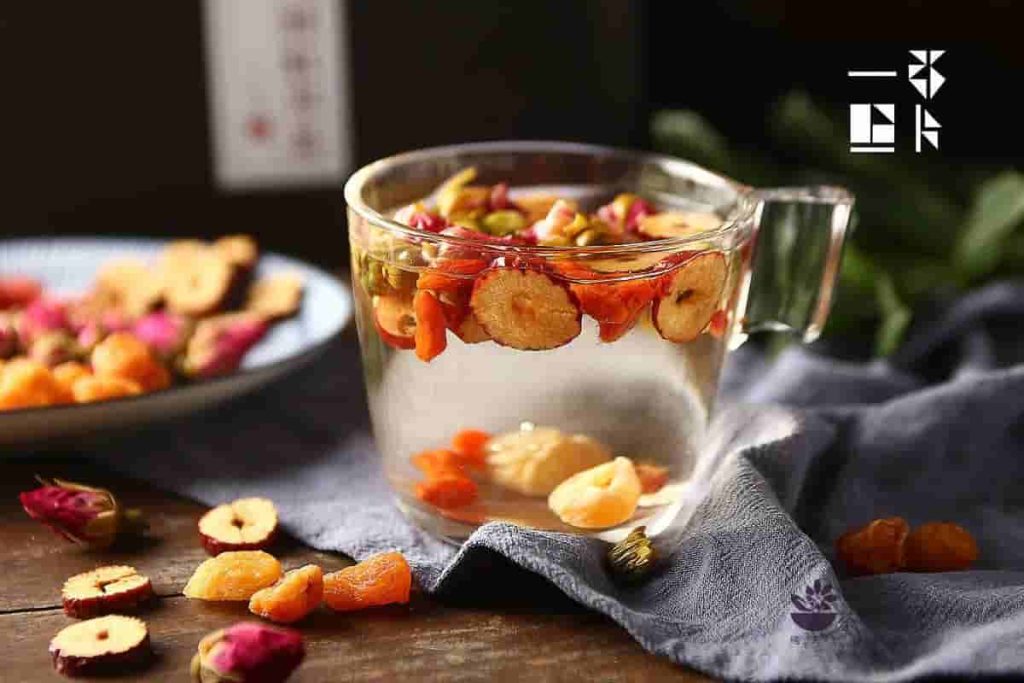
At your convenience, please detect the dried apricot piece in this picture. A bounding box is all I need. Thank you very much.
[184,550,283,601]
[415,475,478,509]
[62,565,154,618]
[411,449,464,478]
[53,362,91,395]
[323,552,412,612]
[72,375,143,403]
[91,332,170,392]
[0,358,68,409]
[548,457,641,529]
[635,463,670,494]
[413,290,448,362]
[904,522,978,572]
[249,564,323,624]
[835,517,909,576]
[450,429,491,470]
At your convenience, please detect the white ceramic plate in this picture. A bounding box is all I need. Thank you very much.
[0,238,352,448]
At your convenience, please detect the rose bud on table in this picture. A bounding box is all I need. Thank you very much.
[19,477,147,549]
[191,622,305,683]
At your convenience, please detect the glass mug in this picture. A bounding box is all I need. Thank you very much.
[344,141,853,543]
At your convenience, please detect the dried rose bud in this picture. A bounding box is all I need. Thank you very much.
[28,331,83,367]
[0,275,42,310]
[0,312,19,358]
[76,320,105,353]
[19,478,146,549]
[607,526,657,583]
[18,298,70,346]
[408,211,448,233]
[191,622,305,683]
[182,313,268,379]
[133,311,193,360]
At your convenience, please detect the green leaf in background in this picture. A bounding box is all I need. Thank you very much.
[953,171,1024,282]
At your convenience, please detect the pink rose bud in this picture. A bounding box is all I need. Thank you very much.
[625,198,655,232]
[18,298,69,346]
[191,622,305,683]
[76,321,104,352]
[408,212,448,233]
[0,276,42,310]
[133,311,192,359]
[19,478,146,549]
[488,182,515,211]
[183,313,269,379]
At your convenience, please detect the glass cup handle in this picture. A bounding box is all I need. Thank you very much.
[737,186,855,343]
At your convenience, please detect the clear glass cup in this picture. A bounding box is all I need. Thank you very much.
[345,141,853,543]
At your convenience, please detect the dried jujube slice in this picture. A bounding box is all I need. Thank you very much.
[835,517,909,576]
[904,522,979,572]
[163,246,237,316]
[62,565,154,618]
[199,497,279,556]
[470,267,581,350]
[50,615,152,677]
[652,252,727,343]
[247,274,304,321]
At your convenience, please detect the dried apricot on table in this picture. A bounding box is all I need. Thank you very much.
[548,457,642,529]
[184,550,283,601]
[652,252,727,343]
[904,522,979,572]
[249,564,323,624]
[416,475,478,510]
[323,552,412,612]
[450,429,491,470]
[50,615,152,677]
[835,517,909,576]
[199,497,279,556]
[62,565,154,618]
[413,290,448,362]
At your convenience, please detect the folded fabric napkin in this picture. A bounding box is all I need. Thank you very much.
[97,280,1024,681]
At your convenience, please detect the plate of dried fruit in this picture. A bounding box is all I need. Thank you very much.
[0,236,351,447]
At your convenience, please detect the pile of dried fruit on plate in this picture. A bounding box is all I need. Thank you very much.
[0,235,304,411]
[352,167,738,362]
[20,478,413,680]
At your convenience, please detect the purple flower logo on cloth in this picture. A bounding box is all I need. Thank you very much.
[790,579,838,632]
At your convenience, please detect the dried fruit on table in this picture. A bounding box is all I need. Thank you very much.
[415,474,478,509]
[652,252,727,343]
[72,375,143,403]
[470,267,581,350]
[213,234,259,273]
[636,211,722,240]
[249,564,324,624]
[247,274,304,321]
[94,258,164,317]
[199,497,279,556]
[372,295,417,350]
[191,622,305,683]
[904,522,978,572]
[0,358,69,409]
[548,457,642,529]
[132,311,193,360]
[182,313,269,379]
[0,275,42,310]
[184,550,283,601]
[50,615,153,677]
[413,290,448,362]
[635,463,670,494]
[19,477,146,548]
[162,244,237,316]
[62,565,154,618]
[323,551,412,612]
[91,332,171,392]
[486,425,611,497]
[607,526,657,583]
[451,429,491,470]
[835,517,909,576]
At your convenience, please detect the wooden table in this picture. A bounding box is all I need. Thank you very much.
[0,456,707,681]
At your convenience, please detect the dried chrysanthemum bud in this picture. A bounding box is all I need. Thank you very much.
[607,526,657,583]
[191,622,305,683]
[19,477,147,549]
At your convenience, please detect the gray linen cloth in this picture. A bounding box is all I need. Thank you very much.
[99,281,1024,681]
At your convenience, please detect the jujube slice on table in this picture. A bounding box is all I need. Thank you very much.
[835,517,909,576]
[184,551,283,601]
[248,564,324,624]
[470,267,582,350]
[323,552,412,613]
[199,497,279,556]
[652,252,727,343]
[49,615,152,677]
[904,522,979,572]
[548,457,642,529]
[372,295,416,350]
[191,622,305,683]
[62,565,154,618]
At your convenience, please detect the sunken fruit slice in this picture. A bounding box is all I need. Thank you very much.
[636,211,722,240]
[62,565,154,618]
[652,252,727,343]
[184,551,283,601]
[323,552,412,613]
[50,615,152,677]
[249,564,323,624]
[199,497,279,556]
[372,295,416,350]
[470,267,581,350]
[548,457,642,529]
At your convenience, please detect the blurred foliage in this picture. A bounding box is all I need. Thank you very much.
[652,93,1024,356]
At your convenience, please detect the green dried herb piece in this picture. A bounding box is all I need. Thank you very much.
[607,526,656,583]
[482,210,527,236]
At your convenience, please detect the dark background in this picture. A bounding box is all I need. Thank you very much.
[1,1,1020,267]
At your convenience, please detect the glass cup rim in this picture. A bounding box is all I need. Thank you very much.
[344,140,758,256]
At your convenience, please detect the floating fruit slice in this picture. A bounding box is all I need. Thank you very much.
[372,295,416,350]
[904,522,978,572]
[636,211,722,239]
[652,252,727,343]
[470,268,581,350]
[199,497,279,556]
[487,425,611,497]
[548,457,641,529]
[451,429,491,470]
[836,517,909,577]
[184,550,283,601]
[247,274,304,321]
[62,565,154,618]
[416,258,489,295]
[50,615,152,677]
[323,552,412,613]
[191,622,305,683]
[415,475,478,509]
[249,564,323,624]
[413,291,448,362]
[634,463,670,494]
[163,246,237,316]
